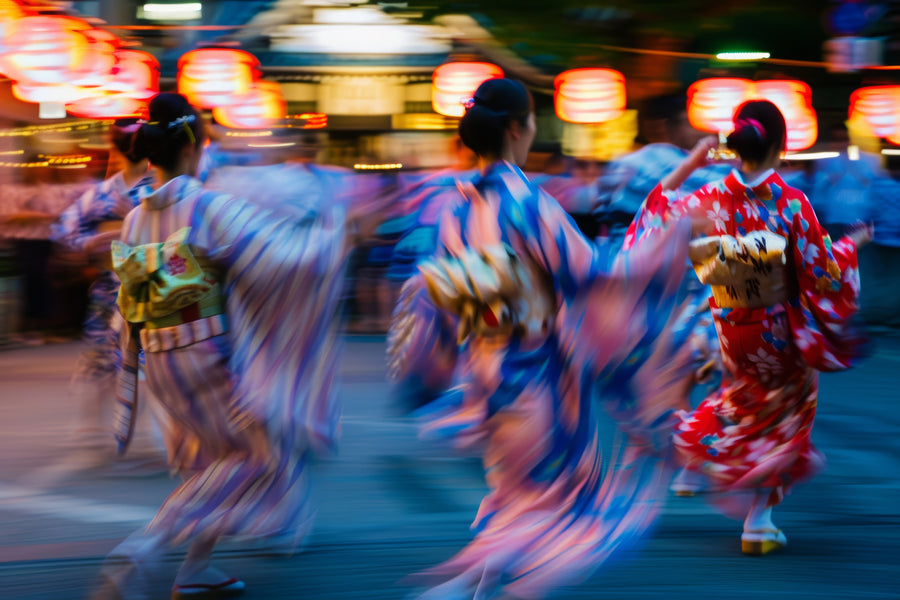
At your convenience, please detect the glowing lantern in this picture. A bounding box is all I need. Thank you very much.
[848,86,900,142]
[66,94,148,119]
[177,48,259,109]
[554,68,626,124]
[432,62,503,118]
[297,112,328,129]
[687,78,818,151]
[212,80,286,129]
[687,78,753,133]
[105,49,159,99]
[0,16,92,85]
[755,80,817,151]
[69,28,119,88]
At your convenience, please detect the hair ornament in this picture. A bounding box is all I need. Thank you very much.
[735,117,766,142]
[168,114,196,144]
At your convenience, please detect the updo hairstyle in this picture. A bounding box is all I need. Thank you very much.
[458,78,533,158]
[726,99,787,164]
[130,93,204,172]
[109,118,144,163]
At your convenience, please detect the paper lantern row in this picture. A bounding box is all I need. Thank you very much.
[432,63,627,124]
[0,12,158,119]
[687,78,818,151]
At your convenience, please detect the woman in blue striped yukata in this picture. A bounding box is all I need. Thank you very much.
[92,92,379,600]
[389,78,700,599]
[49,118,159,469]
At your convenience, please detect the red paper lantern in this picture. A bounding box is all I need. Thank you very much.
[687,78,818,151]
[687,78,753,133]
[554,68,626,124]
[0,16,92,85]
[211,80,286,129]
[68,28,119,88]
[849,86,900,141]
[177,48,259,109]
[105,49,159,99]
[754,80,817,151]
[432,62,503,118]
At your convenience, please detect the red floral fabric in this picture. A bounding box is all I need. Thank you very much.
[624,169,865,504]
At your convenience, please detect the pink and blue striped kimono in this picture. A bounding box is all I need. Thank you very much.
[118,173,348,545]
[390,161,698,598]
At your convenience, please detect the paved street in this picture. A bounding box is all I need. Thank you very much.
[0,334,898,600]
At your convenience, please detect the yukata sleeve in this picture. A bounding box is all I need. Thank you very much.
[621,183,688,251]
[49,187,95,251]
[783,191,866,371]
[530,190,614,303]
[189,190,350,455]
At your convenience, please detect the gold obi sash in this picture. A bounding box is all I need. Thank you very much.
[689,230,792,309]
[419,243,556,344]
[111,227,225,328]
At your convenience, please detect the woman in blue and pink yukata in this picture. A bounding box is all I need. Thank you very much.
[390,78,701,599]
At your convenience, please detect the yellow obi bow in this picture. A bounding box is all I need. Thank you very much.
[111,227,214,323]
[689,230,791,309]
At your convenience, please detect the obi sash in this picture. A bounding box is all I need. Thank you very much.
[689,230,793,309]
[418,180,556,344]
[110,227,226,454]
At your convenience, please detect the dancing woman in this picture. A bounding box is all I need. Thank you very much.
[624,100,871,554]
[95,92,361,599]
[390,78,696,599]
[50,119,156,465]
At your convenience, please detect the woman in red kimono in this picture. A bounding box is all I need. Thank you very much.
[624,100,872,554]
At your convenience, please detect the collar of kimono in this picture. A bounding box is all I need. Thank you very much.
[472,160,532,200]
[723,168,787,203]
[142,174,202,211]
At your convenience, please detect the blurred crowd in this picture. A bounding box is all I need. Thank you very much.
[1,95,899,345]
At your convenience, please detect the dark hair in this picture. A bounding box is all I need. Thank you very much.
[726,100,786,164]
[458,78,533,158]
[110,118,142,163]
[130,93,204,172]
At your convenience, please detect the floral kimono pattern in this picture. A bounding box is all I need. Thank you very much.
[624,169,866,507]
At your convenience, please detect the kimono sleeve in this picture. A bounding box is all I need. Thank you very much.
[622,183,684,251]
[783,191,866,370]
[50,187,96,252]
[531,190,614,302]
[189,189,349,454]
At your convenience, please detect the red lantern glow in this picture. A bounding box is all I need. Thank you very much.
[68,28,119,88]
[848,86,900,141]
[177,48,259,109]
[65,94,148,119]
[432,62,503,118]
[296,112,328,129]
[554,68,626,124]
[212,80,286,129]
[12,81,95,104]
[105,49,159,99]
[0,16,92,85]
[687,78,753,133]
[687,78,818,151]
